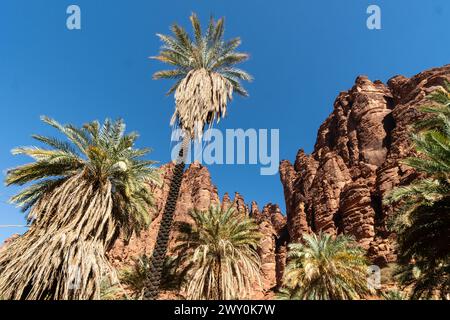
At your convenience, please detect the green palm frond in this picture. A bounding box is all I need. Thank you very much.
[6,116,160,232]
[278,232,371,300]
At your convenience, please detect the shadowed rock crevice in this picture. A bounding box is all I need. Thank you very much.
[382,112,396,149]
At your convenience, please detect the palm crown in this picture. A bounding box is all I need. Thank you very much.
[173,206,261,300]
[384,83,450,299]
[280,233,371,300]
[152,13,252,139]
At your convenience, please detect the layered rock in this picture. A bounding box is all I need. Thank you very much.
[280,64,450,265]
[250,202,287,291]
[109,162,219,267]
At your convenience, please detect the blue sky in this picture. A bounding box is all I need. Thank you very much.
[1,0,449,242]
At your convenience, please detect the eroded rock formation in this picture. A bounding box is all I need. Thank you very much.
[280,65,450,265]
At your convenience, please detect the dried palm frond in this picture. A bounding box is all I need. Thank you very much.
[0,117,159,300]
[173,68,233,138]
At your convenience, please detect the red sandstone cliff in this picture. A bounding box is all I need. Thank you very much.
[280,64,450,265]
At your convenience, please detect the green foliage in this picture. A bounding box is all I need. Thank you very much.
[121,254,183,299]
[172,206,262,300]
[381,289,407,300]
[99,278,128,300]
[152,13,252,96]
[385,83,450,299]
[121,254,153,298]
[278,232,372,300]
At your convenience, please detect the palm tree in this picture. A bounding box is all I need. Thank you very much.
[172,206,261,300]
[279,233,372,300]
[145,13,252,299]
[0,117,158,299]
[385,83,450,299]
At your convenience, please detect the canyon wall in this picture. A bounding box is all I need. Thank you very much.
[280,64,450,265]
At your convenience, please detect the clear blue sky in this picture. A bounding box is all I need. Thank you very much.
[1,0,449,242]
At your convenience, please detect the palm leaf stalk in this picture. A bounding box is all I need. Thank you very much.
[0,117,158,300]
[144,13,252,299]
[172,206,262,300]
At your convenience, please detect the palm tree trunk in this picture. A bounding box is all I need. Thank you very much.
[143,135,189,300]
[216,256,223,299]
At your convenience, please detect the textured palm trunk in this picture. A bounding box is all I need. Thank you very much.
[143,135,189,300]
[215,255,223,299]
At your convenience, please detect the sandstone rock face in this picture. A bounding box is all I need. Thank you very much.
[280,65,450,265]
[109,161,287,298]
[251,203,287,291]
[0,234,20,253]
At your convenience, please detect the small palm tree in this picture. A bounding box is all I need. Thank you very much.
[385,83,450,299]
[145,13,252,299]
[279,233,372,300]
[172,206,261,300]
[0,117,158,299]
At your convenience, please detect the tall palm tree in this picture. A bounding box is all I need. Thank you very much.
[279,233,372,300]
[385,83,450,299]
[172,206,261,300]
[0,117,158,299]
[145,13,252,299]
